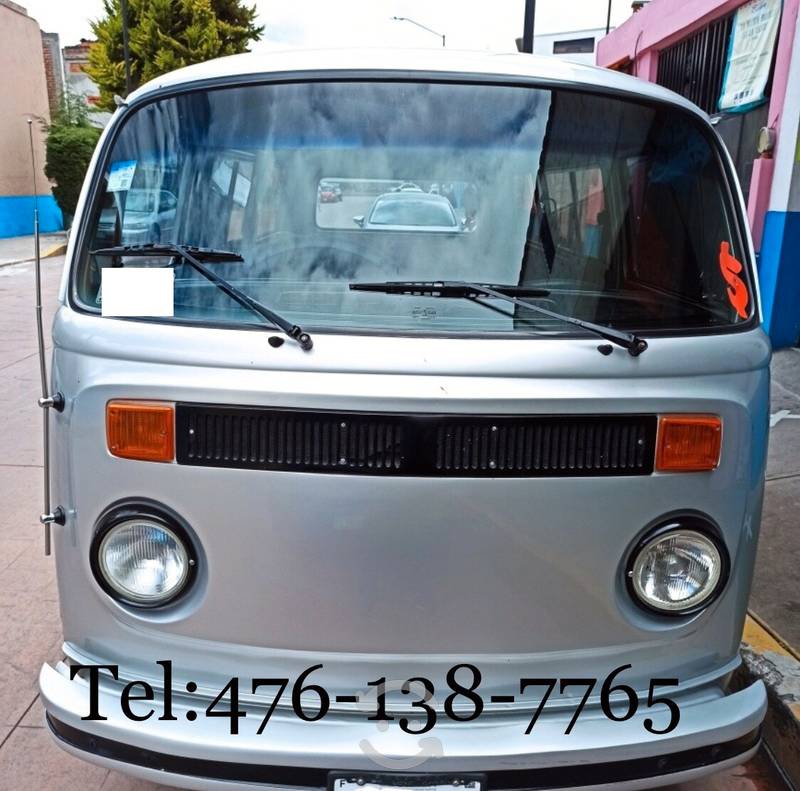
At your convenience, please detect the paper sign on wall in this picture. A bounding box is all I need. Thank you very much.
[106,160,137,192]
[101,268,174,317]
[718,0,781,113]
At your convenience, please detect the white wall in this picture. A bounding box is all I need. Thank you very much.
[532,27,608,65]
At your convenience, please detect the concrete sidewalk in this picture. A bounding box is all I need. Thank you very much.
[750,347,800,649]
[0,232,68,267]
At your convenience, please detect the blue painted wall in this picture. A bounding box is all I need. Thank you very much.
[0,195,63,238]
[758,210,800,348]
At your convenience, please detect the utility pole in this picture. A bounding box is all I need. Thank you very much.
[120,0,132,96]
[521,0,536,53]
[606,0,613,34]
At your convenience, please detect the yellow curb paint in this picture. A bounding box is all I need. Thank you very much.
[42,243,67,258]
[741,613,800,787]
[744,611,800,661]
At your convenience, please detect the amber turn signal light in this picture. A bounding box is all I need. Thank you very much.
[656,415,722,472]
[106,401,175,462]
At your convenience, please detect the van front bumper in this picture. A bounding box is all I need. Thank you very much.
[40,662,766,791]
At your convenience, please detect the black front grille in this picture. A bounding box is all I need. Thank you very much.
[176,404,656,477]
[433,418,653,474]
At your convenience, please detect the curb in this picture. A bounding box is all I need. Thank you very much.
[43,241,67,259]
[737,613,800,788]
[0,240,67,269]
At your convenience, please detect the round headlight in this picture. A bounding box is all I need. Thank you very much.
[97,518,192,606]
[628,526,726,614]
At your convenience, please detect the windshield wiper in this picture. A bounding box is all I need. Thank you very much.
[350,280,647,356]
[92,243,313,351]
[351,281,551,299]
[93,243,246,264]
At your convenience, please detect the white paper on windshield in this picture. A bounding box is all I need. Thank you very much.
[106,160,137,192]
[212,160,233,193]
[233,173,251,206]
[101,268,174,317]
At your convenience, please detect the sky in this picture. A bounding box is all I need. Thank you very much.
[21,0,634,52]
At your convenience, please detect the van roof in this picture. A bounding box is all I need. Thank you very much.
[126,47,707,120]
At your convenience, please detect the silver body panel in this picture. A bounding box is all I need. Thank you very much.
[41,51,770,788]
[49,315,770,694]
[41,661,765,783]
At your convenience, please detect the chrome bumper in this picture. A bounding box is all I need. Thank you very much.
[40,661,766,790]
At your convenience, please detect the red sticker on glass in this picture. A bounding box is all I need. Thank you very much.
[718,241,749,319]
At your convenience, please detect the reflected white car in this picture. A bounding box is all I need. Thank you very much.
[354,191,462,232]
[121,188,178,243]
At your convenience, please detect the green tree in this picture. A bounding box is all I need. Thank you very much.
[43,93,102,225]
[86,0,263,110]
[50,90,93,127]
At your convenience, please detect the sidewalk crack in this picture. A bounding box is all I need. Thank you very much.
[0,463,44,469]
[772,377,800,404]
[0,694,39,753]
[0,350,40,374]
[766,471,800,483]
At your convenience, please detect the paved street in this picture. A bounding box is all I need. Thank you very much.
[0,254,789,789]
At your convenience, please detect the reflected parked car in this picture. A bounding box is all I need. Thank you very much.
[390,181,424,192]
[353,191,462,231]
[318,183,342,203]
[121,189,178,243]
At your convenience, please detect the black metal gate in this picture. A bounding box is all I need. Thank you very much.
[656,14,735,115]
[655,11,777,200]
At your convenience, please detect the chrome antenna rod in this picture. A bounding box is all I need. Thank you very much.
[27,119,64,556]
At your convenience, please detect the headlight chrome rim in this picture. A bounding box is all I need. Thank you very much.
[625,517,729,617]
[90,501,198,609]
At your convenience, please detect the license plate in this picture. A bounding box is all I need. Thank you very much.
[329,775,484,791]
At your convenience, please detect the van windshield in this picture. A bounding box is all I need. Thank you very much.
[76,80,753,335]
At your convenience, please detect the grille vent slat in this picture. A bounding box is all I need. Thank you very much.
[177,405,656,478]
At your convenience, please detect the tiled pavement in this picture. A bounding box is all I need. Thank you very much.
[0,257,164,789]
[0,256,790,789]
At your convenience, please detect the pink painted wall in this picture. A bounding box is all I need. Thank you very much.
[768,0,800,129]
[597,0,747,68]
[596,0,800,250]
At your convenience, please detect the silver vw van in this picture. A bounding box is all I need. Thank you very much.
[39,50,770,790]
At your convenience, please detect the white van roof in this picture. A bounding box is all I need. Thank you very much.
[126,47,707,120]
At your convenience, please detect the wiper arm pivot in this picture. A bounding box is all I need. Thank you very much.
[92,243,313,351]
[350,280,647,356]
